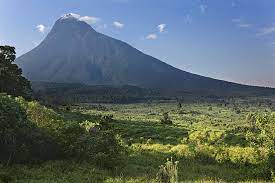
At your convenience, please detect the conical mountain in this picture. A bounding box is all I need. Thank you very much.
[16,13,268,92]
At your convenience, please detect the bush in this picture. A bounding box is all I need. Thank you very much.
[0,94,58,165]
[170,144,195,159]
[0,94,126,169]
[188,130,225,145]
[75,119,127,169]
[157,158,179,183]
[226,146,265,165]
[160,112,172,125]
[245,113,275,179]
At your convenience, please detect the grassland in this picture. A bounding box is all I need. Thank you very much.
[2,98,274,183]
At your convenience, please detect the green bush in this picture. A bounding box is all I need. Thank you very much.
[0,94,126,169]
[157,158,179,183]
[188,130,225,145]
[245,113,275,179]
[0,94,59,165]
[160,112,172,125]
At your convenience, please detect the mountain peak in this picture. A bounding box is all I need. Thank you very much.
[59,13,81,21]
[17,14,265,92]
[52,13,96,34]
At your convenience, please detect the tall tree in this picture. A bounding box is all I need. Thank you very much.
[0,45,31,98]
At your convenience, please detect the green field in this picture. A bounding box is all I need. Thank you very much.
[2,98,274,183]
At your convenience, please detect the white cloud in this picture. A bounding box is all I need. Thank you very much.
[61,13,101,25]
[61,13,81,20]
[36,24,46,33]
[257,24,275,36]
[184,14,192,24]
[113,21,124,29]
[146,33,157,40]
[200,5,207,13]
[79,16,100,24]
[158,24,166,33]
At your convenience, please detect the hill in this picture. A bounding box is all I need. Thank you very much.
[16,13,275,94]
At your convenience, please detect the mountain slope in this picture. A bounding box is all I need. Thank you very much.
[16,14,273,92]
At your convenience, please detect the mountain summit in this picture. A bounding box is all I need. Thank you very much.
[16,14,266,92]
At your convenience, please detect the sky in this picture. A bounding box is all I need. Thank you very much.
[0,0,275,87]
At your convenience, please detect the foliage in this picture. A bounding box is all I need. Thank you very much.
[0,46,31,98]
[0,94,126,170]
[1,98,275,182]
[177,102,182,110]
[245,113,275,178]
[160,112,173,125]
[188,130,225,145]
[0,94,58,165]
[245,113,275,150]
[157,158,179,183]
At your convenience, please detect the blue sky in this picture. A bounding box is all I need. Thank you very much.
[0,0,275,87]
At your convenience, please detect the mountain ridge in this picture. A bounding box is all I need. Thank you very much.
[16,14,275,93]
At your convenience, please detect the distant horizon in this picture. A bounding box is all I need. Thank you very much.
[1,0,275,87]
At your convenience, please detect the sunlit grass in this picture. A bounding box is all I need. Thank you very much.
[1,100,273,182]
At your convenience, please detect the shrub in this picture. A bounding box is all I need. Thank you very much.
[160,112,172,125]
[233,106,241,114]
[0,94,126,169]
[177,102,182,109]
[188,130,225,145]
[246,112,256,127]
[157,158,179,183]
[245,113,275,150]
[170,144,195,158]
[245,113,275,179]
[226,146,264,165]
[194,145,217,164]
[76,119,127,169]
[0,94,58,165]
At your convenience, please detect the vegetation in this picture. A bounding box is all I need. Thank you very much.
[0,94,59,165]
[0,46,31,98]
[1,95,274,182]
[0,46,274,182]
[157,158,179,183]
[0,94,126,181]
[31,81,275,107]
[160,112,173,125]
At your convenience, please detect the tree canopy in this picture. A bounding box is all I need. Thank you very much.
[0,45,31,98]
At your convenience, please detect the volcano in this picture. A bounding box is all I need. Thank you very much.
[16,13,271,93]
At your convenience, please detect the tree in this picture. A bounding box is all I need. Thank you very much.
[245,113,275,179]
[0,45,31,98]
[177,102,182,109]
[160,112,173,125]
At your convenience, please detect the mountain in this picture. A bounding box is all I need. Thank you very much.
[16,13,273,93]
